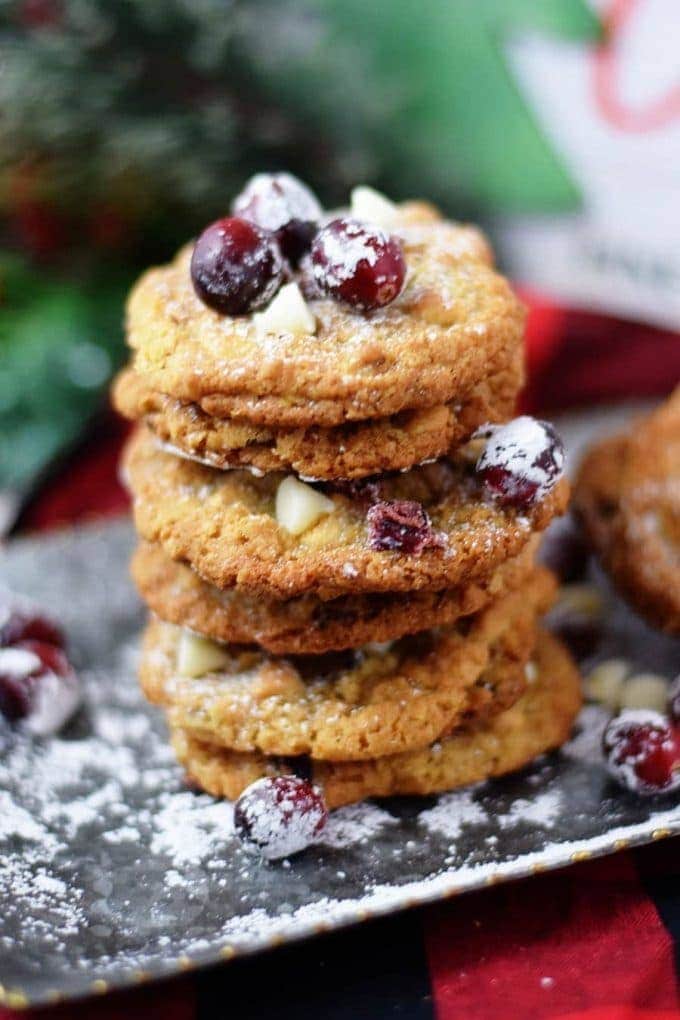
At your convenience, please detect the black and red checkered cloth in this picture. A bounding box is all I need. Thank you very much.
[7,295,680,1019]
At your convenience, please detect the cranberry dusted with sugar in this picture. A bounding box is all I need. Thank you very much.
[233,172,322,265]
[0,607,63,649]
[367,500,444,554]
[475,416,565,510]
[603,710,680,795]
[0,639,80,735]
[311,217,405,311]
[190,216,285,315]
[234,775,328,860]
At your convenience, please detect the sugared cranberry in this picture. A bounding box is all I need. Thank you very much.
[311,217,405,311]
[603,710,680,795]
[234,775,327,860]
[668,676,680,724]
[0,608,63,649]
[0,640,80,735]
[475,417,565,510]
[190,216,285,314]
[233,173,322,265]
[367,499,444,554]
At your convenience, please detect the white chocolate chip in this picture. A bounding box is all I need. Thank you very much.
[583,658,630,709]
[275,476,334,536]
[350,186,399,229]
[620,673,668,713]
[556,584,603,619]
[177,631,231,678]
[254,283,316,338]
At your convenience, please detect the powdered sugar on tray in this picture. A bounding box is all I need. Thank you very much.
[418,788,488,839]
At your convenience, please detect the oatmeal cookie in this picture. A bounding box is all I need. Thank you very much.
[140,570,555,761]
[123,427,568,599]
[169,630,581,808]
[113,353,522,479]
[131,538,539,654]
[574,388,680,633]
[125,203,525,427]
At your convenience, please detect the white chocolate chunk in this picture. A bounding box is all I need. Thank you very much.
[254,283,316,338]
[276,476,334,536]
[350,186,399,229]
[583,658,629,708]
[620,673,668,713]
[177,631,231,678]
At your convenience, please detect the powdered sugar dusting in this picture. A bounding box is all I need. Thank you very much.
[1,518,679,1006]
[419,788,488,839]
[476,416,565,502]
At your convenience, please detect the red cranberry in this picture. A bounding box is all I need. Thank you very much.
[311,217,405,311]
[367,499,444,554]
[603,710,680,795]
[0,640,80,735]
[233,776,328,860]
[475,417,565,510]
[233,173,322,265]
[190,216,285,315]
[0,608,63,649]
[668,676,680,724]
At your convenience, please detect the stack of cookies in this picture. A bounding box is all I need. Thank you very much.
[114,174,581,814]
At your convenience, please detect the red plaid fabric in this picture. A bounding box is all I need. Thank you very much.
[5,295,680,1019]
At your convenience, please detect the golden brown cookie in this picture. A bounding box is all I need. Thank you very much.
[169,630,581,808]
[125,203,525,427]
[574,389,680,633]
[113,353,522,480]
[131,538,539,654]
[140,570,555,761]
[123,427,568,599]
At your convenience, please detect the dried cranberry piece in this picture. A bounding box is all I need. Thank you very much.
[475,417,565,510]
[603,710,680,795]
[0,608,63,649]
[190,216,285,314]
[234,776,328,860]
[233,173,322,265]
[367,499,443,554]
[311,217,405,311]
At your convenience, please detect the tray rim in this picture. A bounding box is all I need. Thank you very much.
[1,801,679,1011]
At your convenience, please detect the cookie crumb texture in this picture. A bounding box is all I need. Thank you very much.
[123,428,567,598]
[139,570,555,761]
[574,387,680,634]
[125,202,523,427]
[112,356,522,481]
[169,631,582,808]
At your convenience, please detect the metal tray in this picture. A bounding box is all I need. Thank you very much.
[0,426,678,1009]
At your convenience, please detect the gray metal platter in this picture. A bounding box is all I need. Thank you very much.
[0,496,678,1008]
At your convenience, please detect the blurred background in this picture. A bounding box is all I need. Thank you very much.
[1,0,678,527]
